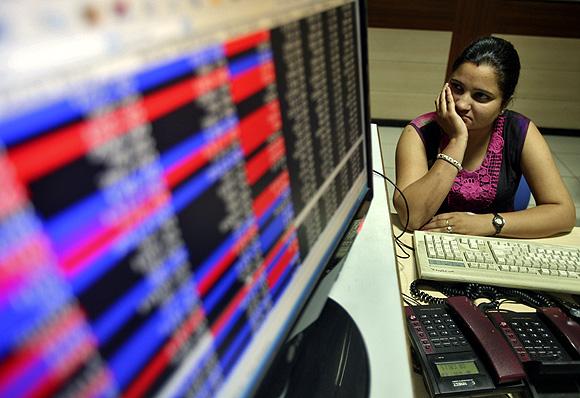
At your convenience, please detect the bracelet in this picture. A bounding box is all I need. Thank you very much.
[436,153,463,171]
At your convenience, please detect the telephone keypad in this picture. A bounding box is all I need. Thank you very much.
[407,307,470,354]
[509,319,567,361]
[491,313,572,363]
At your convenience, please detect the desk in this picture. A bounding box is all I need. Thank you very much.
[330,124,580,397]
[331,124,580,397]
[390,201,580,397]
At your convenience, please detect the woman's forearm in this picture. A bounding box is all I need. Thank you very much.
[499,204,576,238]
[394,164,458,229]
[395,136,467,229]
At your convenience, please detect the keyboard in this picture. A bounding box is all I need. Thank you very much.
[413,230,580,294]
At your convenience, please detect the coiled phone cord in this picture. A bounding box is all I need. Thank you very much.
[409,279,562,311]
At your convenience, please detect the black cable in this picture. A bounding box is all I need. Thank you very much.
[409,279,566,313]
[397,239,414,251]
[372,170,414,260]
[401,293,419,306]
[395,239,411,259]
[410,280,446,305]
[372,170,412,258]
[372,170,410,240]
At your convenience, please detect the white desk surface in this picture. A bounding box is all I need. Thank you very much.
[329,124,415,397]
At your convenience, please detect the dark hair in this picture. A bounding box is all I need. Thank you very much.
[452,36,520,107]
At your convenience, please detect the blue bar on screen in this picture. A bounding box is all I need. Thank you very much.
[0,271,71,357]
[194,218,254,289]
[256,188,290,228]
[259,203,294,254]
[264,237,293,275]
[270,252,300,302]
[158,116,237,173]
[69,203,177,294]
[211,276,269,350]
[202,241,260,314]
[171,148,243,213]
[0,100,82,147]
[228,50,272,77]
[219,321,252,375]
[92,246,188,345]
[108,276,198,389]
[134,44,223,93]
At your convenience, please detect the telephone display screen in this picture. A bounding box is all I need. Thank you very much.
[436,361,479,377]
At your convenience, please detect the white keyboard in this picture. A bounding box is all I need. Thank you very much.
[413,230,580,294]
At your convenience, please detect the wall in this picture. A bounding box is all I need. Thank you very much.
[368,29,580,130]
[368,28,449,122]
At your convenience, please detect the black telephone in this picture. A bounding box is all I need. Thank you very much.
[406,296,580,397]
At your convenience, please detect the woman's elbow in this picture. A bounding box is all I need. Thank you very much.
[393,196,430,231]
[401,220,425,231]
[394,208,426,231]
[554,202,576,234]
[563,206,577,232]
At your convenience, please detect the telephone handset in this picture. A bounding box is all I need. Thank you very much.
[405,296,580,398]
[446,296,526,383]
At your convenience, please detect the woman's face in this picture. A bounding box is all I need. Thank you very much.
[448,62,504,132]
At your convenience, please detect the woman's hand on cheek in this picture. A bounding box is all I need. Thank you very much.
[435,83,468,140]
[421,212,494,236]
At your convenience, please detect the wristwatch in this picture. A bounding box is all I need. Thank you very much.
[492,213,506,236]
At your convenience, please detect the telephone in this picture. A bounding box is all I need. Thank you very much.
[405,296,580,397]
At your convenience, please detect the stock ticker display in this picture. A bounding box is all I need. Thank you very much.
[0,2,365,397]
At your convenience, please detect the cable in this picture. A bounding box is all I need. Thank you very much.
[409,280,446,305]
[372,170,414,259]
[401,293,419,306]
[401,292,419,306]
[409,279,563,312]
[372,170,410,239]
[396,239,414,251]
[395,240,411,259]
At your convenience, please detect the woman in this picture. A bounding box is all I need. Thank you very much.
[393,36,575,238]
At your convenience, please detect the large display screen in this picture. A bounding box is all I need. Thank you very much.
[0,0,370,396]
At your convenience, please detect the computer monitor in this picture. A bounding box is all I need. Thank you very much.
[0,0,372,397]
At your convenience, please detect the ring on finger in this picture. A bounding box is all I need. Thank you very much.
[446,225,453,233]
[445,219,450,227]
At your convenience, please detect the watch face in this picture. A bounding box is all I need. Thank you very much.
[493,214,505,230]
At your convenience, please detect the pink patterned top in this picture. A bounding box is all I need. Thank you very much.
[410,110,530,214]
